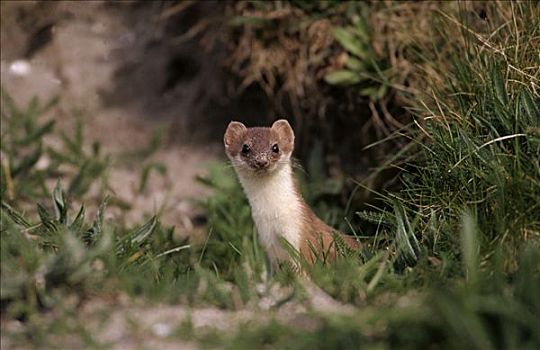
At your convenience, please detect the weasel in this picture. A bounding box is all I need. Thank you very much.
[224,119,360,267]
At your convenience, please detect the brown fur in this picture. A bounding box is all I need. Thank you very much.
[297,183,360,264]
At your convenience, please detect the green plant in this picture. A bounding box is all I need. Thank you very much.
[195,163,267,285]
[0,90,110,205]
[324,14,392,101]
[389,2,540,268]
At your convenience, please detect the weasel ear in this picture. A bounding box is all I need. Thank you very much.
[224,121,246,149]
[271,119,294,147]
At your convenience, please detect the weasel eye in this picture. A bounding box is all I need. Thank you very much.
[241,144,250,155]
[272,144,279,153]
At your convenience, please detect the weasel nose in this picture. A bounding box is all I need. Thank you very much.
[255,160,268,168]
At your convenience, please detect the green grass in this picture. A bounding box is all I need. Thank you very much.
[2,2,540,349]
[386,2,540,269]
[0,91,256,346]
[201,2,540,347]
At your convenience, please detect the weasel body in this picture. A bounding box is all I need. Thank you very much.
[224,119,359,266]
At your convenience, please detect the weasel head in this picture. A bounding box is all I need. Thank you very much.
[224,119,295,176]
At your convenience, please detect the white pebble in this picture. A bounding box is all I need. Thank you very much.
[9,60,31,76]
[151,322,171,337]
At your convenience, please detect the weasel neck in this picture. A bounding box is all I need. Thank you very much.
[237,163,302,205]
[235,163,305,263]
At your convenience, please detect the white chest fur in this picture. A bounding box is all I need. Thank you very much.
[236,164,303,264]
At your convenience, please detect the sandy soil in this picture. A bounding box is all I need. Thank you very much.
[1,282,353,349]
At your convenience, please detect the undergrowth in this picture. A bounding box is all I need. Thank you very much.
[0,91,259,347]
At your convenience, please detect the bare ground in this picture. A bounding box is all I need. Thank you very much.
[1,1,223,232]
